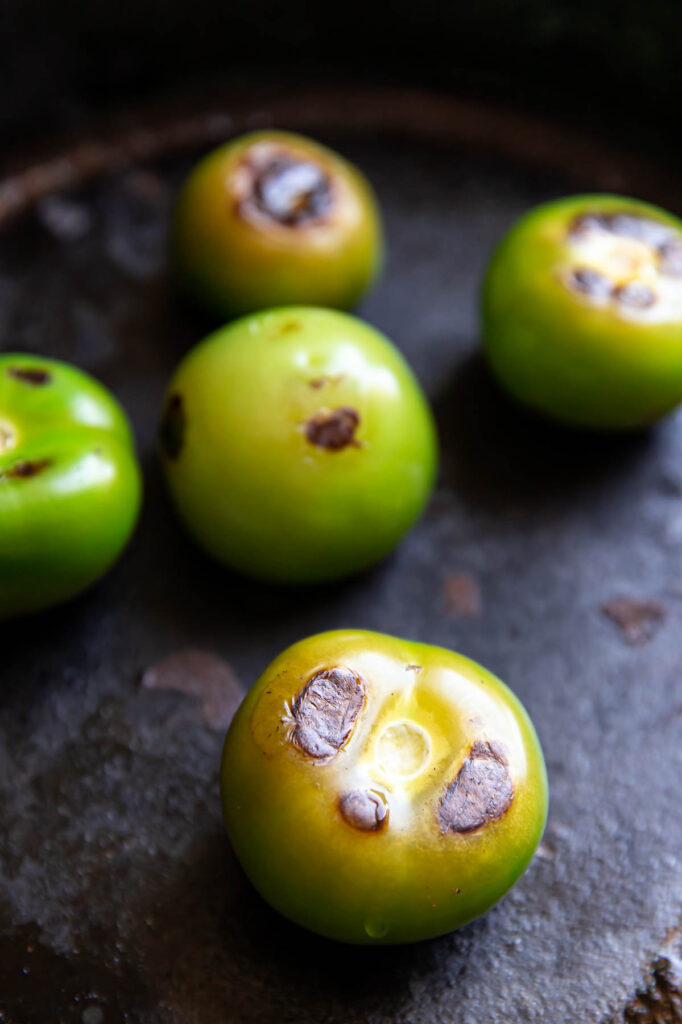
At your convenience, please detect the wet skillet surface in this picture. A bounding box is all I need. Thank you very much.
[0,94,681,1023]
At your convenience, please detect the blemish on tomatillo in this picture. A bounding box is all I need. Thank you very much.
[8,365,52,385]
[2,458,52,480]
[304,406,360,451]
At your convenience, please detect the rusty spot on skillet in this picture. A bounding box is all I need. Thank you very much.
[290,666,365,761]
[439,740,513,834]
[602,597,667,646]
[615,953,682,1023]
[304,406,360,451]
[8,366,52,385]
[339,790,388,832]
[140,649,244,731]
[443,572,482,617]
[159,393,186,460]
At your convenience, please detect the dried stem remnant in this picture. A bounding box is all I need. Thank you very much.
[290,666,365,761]
[439,740,513,834]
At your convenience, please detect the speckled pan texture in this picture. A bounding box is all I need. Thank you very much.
[0,89,681,1024]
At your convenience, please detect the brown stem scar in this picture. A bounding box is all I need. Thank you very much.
[567,267,613,300]
[159,393,186,460]
[8,366,52,385]
[236,146,334,229]
[290,666,365,761]
[304,406,360,451]
[438,740,513,834]
[405,664,423,673]
[614,281,656,308]
[339,790,388,832]
[253,157,332,225]
[2,458,51,480]
[569,211,676,249]
[659,241,682,276]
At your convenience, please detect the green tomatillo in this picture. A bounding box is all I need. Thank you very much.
[482,194,682,429]
[171,130,383,318]
[158,307,437,583]
[0,353,141,619]
[221,629,548,944]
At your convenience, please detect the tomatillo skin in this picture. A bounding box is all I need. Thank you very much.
[171,130,383,318]
[482,194,682,429]
[158,307,437,583]
[0,353,141,619]
[221,629,548,945]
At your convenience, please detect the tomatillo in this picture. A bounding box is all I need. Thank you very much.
[0,353,141,618]
[482,194,682,429]
[221,629,548,944]
[171,130,383,318]
[159,307,437,583]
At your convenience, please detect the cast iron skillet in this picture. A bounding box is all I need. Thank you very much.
[0,87,681,1024]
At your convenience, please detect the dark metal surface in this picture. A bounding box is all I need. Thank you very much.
[1,90,681,1024]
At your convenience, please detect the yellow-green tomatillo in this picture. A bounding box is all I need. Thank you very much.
[221,629,548,944]
[0,353,141,618]
[172,130,384,318]
[158,307,437,583]
[482,194,682,429]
